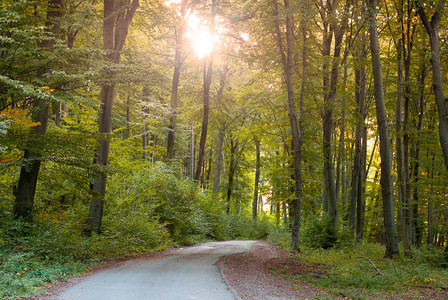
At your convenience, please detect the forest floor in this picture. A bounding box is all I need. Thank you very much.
[32,241,448,299]
[220,241,448,299]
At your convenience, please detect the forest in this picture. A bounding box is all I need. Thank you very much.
[1,0,448,298]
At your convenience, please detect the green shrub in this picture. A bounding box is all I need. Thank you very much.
[301,216,335,249]
[107,162,213,246]
[267,224,291,251]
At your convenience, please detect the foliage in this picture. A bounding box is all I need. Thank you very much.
[292,243,448,297]
[300,216,354,250]
[267,223,292,251]
[1,0,448,297]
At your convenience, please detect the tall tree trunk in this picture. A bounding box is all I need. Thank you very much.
[195,58,213,181]
[395,36,405,246]
[212,65,228,194]
[356,122,367,242]
[319,0,348,241]
[14,0,63,220]
[367,0,400,257]
[417,0,448,255]
[349,44,367,241]
[272,0,303,252]
[349,53,365,232]
[253,137,261,220]
[336,66,347,202]
[195,1,216,181]
[412,61,426,248]
[88,0,139,233]
[167,1,187,160]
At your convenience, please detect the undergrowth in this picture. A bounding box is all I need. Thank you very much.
[266,222,448,298]
[0,162,273,299]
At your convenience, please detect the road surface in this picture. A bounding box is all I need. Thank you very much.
[55,240,256,300]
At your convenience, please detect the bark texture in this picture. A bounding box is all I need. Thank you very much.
[88,0,139,233]
[367,0,400,257]
[272,0,302,251]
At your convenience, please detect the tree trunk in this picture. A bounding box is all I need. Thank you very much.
[212,127,225,194]
[412,62,426,248]
[204,148,213,188]
[88,0,139,233]
[226,138,238,214]
[189,124,195,177]
[356,122,367,242]
[14,0,63,220]
[368,0,400,257]
[195,58,213,181]
[167,1,187,160]
[142,87,150,161]
[395,33,405,245]
[336,65,347,203]
[349,45,367,240]
[417,0,448,255]
[319,0,348,241]
[212,65,228,194]
[195,1,216,181]
[272,0,303,252]
[253,137,261,220]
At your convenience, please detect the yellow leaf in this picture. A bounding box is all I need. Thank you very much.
[0,108,40,127]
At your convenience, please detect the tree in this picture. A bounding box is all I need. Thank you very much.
[416,0,448,256]
[272,0,303,251]
[194,0,216,182]
[367,0,400,257]
[319,0,349,243]
[166,0,188,160]
[88,0,139,233]
[13,0,64,220]
[252,136,261,220]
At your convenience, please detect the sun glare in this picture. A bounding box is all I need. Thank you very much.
[192,29,214,59]
[184,13,215,58]
[164,0,181,6]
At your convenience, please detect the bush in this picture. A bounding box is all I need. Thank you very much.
[300,216,354,249]
[107,162,214,246]
[267,224,291,251]
[301,216,336,249]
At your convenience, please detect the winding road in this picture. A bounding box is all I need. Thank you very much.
[54,240,256,300]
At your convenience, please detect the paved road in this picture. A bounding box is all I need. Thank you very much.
[55,240,256,300]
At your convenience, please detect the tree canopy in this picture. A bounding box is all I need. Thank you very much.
[2,0,448,277]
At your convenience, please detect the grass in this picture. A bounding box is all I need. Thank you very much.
[0,250,88,299]
[267,224,448,298]
[294,243,448,298]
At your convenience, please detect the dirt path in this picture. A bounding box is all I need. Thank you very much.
[219,241,341,299]
[220,241,448,300]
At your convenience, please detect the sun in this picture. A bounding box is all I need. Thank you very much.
[165,2,219,59]
[191,28,214,59]
[185,13,215,58]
